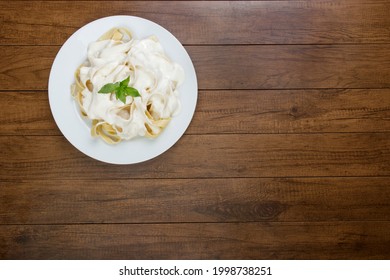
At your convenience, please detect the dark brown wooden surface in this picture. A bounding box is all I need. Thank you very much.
[3,45,390,90]
[0,1,389,260]
[2,1,390,45]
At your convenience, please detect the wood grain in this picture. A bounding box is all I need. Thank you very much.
[191,45,390,89]
[2,45,390,90]
[1,178,389,224]
[0,134,388,180]
[1,1,390,45]
[1,222,389,259]
[193,89,390,133]
[1,89,389,135]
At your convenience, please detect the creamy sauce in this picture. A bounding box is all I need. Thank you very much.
[78,35,184,140]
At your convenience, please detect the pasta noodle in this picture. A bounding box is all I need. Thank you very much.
[72,27,184,144]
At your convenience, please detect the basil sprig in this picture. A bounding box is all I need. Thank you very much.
[98,76,140,104]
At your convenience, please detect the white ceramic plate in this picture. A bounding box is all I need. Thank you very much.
[49,16,197,164]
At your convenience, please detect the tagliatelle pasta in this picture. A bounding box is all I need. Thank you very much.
[71,27,184,144]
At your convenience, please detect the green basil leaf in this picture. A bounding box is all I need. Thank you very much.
[97,77,139,104]
[124,87,141,97]
[98,82,119,93]
[120,76,130,87]
[116,90,127,104]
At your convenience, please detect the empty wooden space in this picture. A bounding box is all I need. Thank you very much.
[2,1,390,45]
[0,1,389,260]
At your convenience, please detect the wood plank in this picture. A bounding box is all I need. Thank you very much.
[1,1,390,45]
[1,222,389,259]
[0,134,388,180]
[192,45,390,89]
[0,46,55,91]
[1,89,389,135]
[0,91,58,135]
[193,89,390,134]
[2,45,390,90]
[1,178,389,224]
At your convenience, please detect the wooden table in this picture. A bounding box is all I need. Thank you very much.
[0,1,389,259]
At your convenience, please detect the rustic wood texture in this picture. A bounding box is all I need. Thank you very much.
[1,89,389,135]
[1,1,390,45]
[0,0,389,260]
[2,45,390,90]
[1,222,389,259]
[0,134,389,180]
[1,178,389,224]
